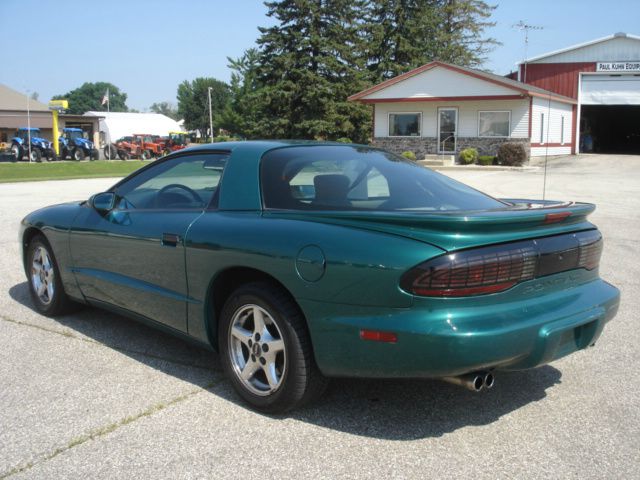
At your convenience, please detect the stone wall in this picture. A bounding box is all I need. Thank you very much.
[371,137,439,158]
[372,136,531,159]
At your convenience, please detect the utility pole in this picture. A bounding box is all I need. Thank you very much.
[207,87,214,143]
[513,21,544,83]
[26,90,32,163]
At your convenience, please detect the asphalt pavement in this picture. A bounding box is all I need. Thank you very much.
[0,154,638,479]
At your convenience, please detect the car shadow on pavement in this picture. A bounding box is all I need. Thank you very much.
[9,281,562,440]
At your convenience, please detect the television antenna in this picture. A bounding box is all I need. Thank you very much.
[513,21,544,83]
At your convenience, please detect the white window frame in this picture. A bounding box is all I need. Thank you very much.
[388,112,422,137]
[477,110,511,138]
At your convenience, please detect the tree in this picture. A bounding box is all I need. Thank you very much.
[218,49,263,138]
[251,0,372,142]
[52,82,128,114]
[366,0,498,81]
[176,78,230,137]
[149,101,179,120]
[431,0,499,67]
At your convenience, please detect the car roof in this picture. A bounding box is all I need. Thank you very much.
[183,140,372,156]
[163,140,375,211]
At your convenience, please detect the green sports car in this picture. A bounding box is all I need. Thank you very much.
[20,141,620,412]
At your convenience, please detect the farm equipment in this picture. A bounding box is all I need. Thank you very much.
[161,131,189,154]
[133,134,164,159]
[58,128,99,160]
[10,127,55,162]
[104,136,139,160]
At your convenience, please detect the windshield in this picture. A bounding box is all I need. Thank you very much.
[67,130,83,140]
[17,129,39,140]
[171,133,186,145]
[261,146,506,212]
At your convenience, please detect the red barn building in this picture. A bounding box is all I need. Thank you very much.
[515,32,640,154]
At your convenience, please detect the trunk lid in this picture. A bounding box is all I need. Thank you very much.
[264,200,597,252]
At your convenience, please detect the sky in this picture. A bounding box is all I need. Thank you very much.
[2,0,639,111]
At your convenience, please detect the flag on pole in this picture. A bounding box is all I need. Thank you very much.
[101,89,109,106]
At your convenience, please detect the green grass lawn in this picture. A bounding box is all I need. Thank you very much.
[0,160,152,183]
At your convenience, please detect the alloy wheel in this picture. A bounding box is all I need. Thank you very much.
[31,246,55,305]
[228,304,286,396]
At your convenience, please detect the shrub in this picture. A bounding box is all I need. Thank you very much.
[477,155,495,166]
[213,135,240,143]
[335,137,352,143]
[458,148,478,165]
[497,142,528,166]
[401,151,416,161]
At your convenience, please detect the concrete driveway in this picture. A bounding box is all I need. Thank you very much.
[0,154,638,479]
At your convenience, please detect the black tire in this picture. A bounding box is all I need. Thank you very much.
[218,282,328,413]
[104,145,117,159]
[26,235,77,316]
[48,151,57,162]
[141,149,151,160]
[118,150,130,161]
[11,143,23,160]
[90,149,99,160]
[30,148,42,163]
[73,148,85,161]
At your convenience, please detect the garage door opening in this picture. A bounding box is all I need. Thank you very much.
[580,105,640,154]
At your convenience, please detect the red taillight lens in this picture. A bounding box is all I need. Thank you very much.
[401,231,602,297]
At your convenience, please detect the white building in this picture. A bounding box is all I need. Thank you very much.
[348,61,576,158]
[84,111,183,145]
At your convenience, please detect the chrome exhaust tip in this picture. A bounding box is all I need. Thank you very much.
[442,373,484,392]
[483,372,495,389]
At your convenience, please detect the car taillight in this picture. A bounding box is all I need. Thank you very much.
[401,230,602,297]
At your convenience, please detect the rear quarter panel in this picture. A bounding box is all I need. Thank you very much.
[184,212,445,346]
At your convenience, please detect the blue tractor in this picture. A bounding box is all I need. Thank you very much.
[10,128,55,162]
[58,128,99,160]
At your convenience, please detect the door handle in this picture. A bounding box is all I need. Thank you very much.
[161,233,180,247]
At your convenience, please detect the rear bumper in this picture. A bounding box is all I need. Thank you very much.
[302,274,620,378]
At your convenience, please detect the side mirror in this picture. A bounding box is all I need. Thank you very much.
[91,192,115,213]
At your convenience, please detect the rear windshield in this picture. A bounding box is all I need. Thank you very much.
[260,146,505,212]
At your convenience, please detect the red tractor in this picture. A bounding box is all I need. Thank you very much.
[104,136,141,160]
[133,134,164,159]
[160,131,189,155]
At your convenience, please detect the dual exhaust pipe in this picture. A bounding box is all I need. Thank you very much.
[443,371,495,392]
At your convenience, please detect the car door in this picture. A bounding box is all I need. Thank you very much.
[68,151,228,332]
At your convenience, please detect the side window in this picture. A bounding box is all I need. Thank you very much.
[115,152,228,210]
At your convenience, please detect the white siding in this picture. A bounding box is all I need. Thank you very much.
[531,146,572,156]
[374,99,529,138]
[365,66,517,100]
[530,36,640,63]
[530,97,573,147]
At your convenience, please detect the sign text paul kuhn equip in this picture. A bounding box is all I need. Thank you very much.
[596,61,640,72]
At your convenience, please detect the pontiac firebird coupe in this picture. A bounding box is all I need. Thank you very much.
[21,142,620,412]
